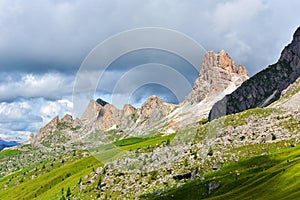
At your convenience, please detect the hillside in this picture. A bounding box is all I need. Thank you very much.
[0,27,300,199]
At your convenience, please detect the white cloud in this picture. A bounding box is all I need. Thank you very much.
[40,99,73,122]
[0,72,74,101]
[0,97,73,142]
[40,102,61,117]
[0,101,32,122]
[58,99,73,109]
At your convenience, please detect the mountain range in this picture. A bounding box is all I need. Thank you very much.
[0,27,299,200]
[0,139,19,151]
[31,48,249,145]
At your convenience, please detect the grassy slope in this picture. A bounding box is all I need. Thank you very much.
[0,149,20,160]
[0,134,175,200]
[1,91,300,199]
[145,141,300,200]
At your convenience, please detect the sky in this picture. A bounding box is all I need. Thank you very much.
[0,0,299,141]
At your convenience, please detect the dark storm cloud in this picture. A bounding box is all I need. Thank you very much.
[0,0,298,76]
[97,49,199,92]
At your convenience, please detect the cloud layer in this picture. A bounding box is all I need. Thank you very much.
[0,0,299,74]
[0,72,74,101]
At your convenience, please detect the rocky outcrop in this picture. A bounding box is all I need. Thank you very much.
[96,104,120,130]
[184,50,249,105]
[81,98,121,130]
[33,114,82,144]
[60,114,73,125]
[96,98,109,107]
[35,116,59,142]
[138,96,173,126]
[280,77,300,97]
[209,27,300,121]
[271,77,300,111]
[118,104,138,129]
[237,64,249,76]
[34,49,250,140]
[122,104,136,116]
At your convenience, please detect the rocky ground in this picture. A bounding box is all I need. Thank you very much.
[72,95,300,199]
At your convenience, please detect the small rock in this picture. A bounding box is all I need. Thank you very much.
[96,167,103,174]
[208,182,220,194]
[212,164,220,170]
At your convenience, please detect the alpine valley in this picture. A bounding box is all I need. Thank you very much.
[0,27,300,200]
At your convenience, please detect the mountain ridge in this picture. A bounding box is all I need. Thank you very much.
[32,49,249,144]
[0,139,19,151]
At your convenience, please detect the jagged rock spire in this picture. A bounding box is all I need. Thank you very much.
[184,50,249,105]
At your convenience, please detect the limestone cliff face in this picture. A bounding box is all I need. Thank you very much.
[184,50,249,105]
[209,27,300,121]
[81,99,121,130]
[95,104,120,130]
[81,99,105,121]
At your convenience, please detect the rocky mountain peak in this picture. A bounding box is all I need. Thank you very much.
[96,98,109,107]
[293,26,300,42]
[279,27,300,71]
[142,95,163,106]
[138,96,173,127]
[81,99,103,121]
[33,115,59,143]
[184,50,249,105]
[122,104,136,116]
[32,114,82,144]
[95,104,120,130]
[237,64,249,76]
[61,114,73,124]
[217,49,238,73]
[209,26,300,121]
[140,96,165,118]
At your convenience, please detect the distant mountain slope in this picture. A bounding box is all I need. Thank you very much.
[0,139,19,151]
[209,26,300,121]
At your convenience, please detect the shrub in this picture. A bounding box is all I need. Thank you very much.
[207,147,213,156]
[66,187,71,197]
